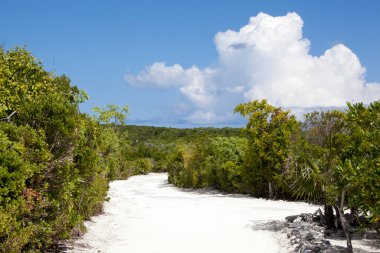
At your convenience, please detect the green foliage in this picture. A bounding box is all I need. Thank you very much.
[122,125,241,174]
[132,158,153,175]
[0,47,134,252]
[93,104,128,125]
[167,137,246,192]
[234,99,299,197]
[337,101,380,219]
[284,102,379,224]
[286,110,346,202]
[123,125,240,143]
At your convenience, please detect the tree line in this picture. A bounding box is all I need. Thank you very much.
[122,125,241,173]
[167,100,379,252]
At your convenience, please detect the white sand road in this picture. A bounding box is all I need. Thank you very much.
[65,173,319,253]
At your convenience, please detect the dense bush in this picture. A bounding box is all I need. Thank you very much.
[0,47,132,252]
[168,137,246,192]
[123,125,241,173]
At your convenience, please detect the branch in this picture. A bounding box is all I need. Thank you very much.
[0,111,17,122]
[340,189,346,211]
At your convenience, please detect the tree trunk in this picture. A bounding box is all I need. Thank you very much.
[333,205,343,229]
[325,204,335,229]
[268,182,273,199]
[350,207,359,226]
[336,190,353,253]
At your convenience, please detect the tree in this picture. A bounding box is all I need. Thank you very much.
[290,110,346,229]
[289,104,380,252]
[342,101,380,219]
[234,99,299,198]
[93,104,128,125]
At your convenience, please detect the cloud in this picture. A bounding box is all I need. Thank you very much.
[125,12,380,124]
[184,110,222,125]
[126,62,216,108]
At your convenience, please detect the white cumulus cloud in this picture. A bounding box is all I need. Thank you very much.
[126,62,217,108]
[125,12,380,124]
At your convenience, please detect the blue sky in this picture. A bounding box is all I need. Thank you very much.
[1,0,379,127]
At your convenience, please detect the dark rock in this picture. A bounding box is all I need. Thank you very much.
[301,213,313,222]
[290,229,300,236]
[324,229,333,236]
[310,245,321,252]
[365,230,380,239]
[313,215,321,223]
[282,213,353,253]
[286,215,300,223]
[323,240,331,246]
[304,232,315,241]
[321,246,347,253]
[301,223,312,230]
[300,244,312,252]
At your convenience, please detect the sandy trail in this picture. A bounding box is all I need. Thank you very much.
[66,173,318,253]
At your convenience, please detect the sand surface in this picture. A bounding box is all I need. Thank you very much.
[66,173,319,253]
